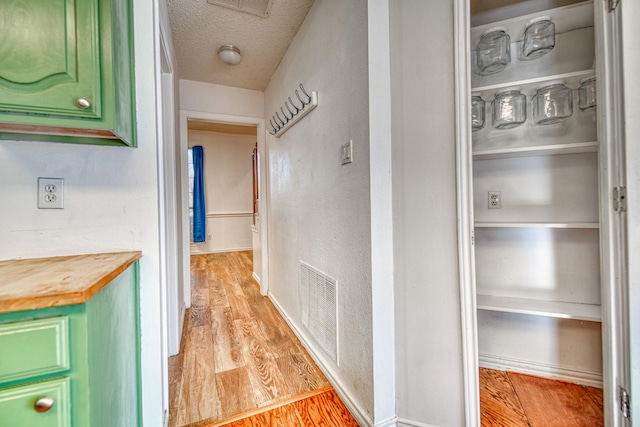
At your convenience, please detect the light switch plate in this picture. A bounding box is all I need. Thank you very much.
[341,140,353,165]
[38,178,64,209]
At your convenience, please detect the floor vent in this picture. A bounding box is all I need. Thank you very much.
[300,261,338,362]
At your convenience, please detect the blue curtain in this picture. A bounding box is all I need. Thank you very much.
[192,145,206,242]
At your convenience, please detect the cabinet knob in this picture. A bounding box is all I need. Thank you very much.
[34,397,54,413]
[76,98,91,109]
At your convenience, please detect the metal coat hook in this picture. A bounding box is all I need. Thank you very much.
[269,83,318,137]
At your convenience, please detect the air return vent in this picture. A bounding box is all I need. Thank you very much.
[300,262,337,362]
[207,0,274,17]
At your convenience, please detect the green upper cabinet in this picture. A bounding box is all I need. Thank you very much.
[0,0,136,146]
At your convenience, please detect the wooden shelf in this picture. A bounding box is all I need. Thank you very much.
[477,294,601,322]
[473,141,598,160]
[475,222,599,229]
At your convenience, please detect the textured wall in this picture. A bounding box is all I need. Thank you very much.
[390,0,466,425]
[264,0,373,421]
[0,1,164,424]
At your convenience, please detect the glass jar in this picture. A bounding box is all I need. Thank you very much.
[532,83,573,125]
[522,17,555,60]
[578,77,596,111]
[471,95,485,131]
[475,28,511,75]
[492,88,526,129]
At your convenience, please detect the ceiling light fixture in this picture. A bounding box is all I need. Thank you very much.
[218,44,242,66]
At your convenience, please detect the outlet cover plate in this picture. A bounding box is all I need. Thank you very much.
[488,191,501,209]
[38,178,64,209]
[341,140,353,165]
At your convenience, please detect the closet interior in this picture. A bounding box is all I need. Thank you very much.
[470,0,605,414]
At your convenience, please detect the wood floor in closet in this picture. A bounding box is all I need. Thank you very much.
[168,251,357,427]
[480,368,604,426]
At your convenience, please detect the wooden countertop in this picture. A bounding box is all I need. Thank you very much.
[0,251,142,314]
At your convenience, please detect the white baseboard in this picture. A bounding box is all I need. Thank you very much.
[189,246,252,255]
[396,418,439,427]
[251,271,261,284]
[479,353,603,387]
[375,416,398,427]
[267,293,374,427]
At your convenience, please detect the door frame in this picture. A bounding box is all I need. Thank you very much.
[453,1,629,426]
[179,110,269,304]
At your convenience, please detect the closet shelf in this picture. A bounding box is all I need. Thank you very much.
[473,141,598,160]
[472,69,594,99]
[477,294,601,322]
[471,1,593,45]
[475,222,599,229]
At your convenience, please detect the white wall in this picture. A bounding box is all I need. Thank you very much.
[0,0,164,425]
[263,0,373,424]
[188,130,255,254]
[180,80,264,119]
[390,1,466,426]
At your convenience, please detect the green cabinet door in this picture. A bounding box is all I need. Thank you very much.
[0,0,101,119]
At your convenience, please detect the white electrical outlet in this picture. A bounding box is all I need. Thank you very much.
[488,191,501,209]
[38,178,64,209]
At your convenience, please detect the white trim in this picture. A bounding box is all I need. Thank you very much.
[189,246,252,255]
[206,211,253,218]
[396,418,439,427]
[594,1,627,426]
[374,417,398,427]
[454,1,480,426]
[479,353,603,388]
[267,293,374,427]
[179,110,268,302]
[368,1,397,425]
[251,272,260,284]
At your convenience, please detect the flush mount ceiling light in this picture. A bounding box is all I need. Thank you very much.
[218,44,242,66]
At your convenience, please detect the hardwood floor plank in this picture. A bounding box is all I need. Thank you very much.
[276,353,330,396]
[508,372,603,427]
[479,368,529,427]
[176,323,220,425]
[212,305,244,373]
[223,276,254,321]
[251,300,299,358]
[583,385,604,414]
[216,368,257,419]
[292,390,359,426]
[236,317,290,406]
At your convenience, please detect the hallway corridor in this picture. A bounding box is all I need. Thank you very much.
[168,251,357,426]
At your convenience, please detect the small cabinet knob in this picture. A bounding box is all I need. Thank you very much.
[76,98,91,109]
[34,397,54,413]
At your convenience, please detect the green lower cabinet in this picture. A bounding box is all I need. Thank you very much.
[0,378,71,427]
[0,263,140,426]
[0,0,136,146]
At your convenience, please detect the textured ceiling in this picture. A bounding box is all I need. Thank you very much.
[167,0,314,91]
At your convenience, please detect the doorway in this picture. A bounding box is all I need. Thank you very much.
[178,110,269,316]
[454,0,627,425]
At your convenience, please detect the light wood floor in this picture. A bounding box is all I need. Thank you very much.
[169,251,349,427]
[480,368,604,426]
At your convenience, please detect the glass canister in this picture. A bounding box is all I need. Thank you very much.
[532,83,573,125]
[492,88,526,129]
[578,77,596,110]
[472,95,485,131]
[475,28,511,75]
[522,17,555,60]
